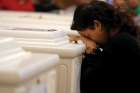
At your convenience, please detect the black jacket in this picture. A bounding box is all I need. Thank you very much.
[80,32,140,93]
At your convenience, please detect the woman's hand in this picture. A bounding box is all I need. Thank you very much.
[80,36,97,54]
[69,34,97,54]
[68,34,81,43]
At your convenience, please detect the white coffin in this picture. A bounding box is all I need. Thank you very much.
[0,11,85,93]
[0,38,59,93]
[0,29,85,93]
[0,29,84,57]
[0,11,72,30]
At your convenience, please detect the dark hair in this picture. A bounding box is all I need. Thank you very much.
[71,1,139,37]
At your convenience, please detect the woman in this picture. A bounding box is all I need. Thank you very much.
[71,1,140,92]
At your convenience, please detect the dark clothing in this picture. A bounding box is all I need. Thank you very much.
[35,3,60,12]
[80,32,140,93]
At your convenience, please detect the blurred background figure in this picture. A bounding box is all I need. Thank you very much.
[35,0,75,14]
[106,0,113,5]
[128,0,140,16]
[34,0,61,12]
[108,0,140,17]
[127,0,140,46]
[35,0,75,13]
[0,0,35,11]
[112,0,128,12]
[73,0,93,6]
[35,0,94,14]
[0,0,96,13]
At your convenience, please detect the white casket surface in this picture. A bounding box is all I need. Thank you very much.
[0,38,59,93]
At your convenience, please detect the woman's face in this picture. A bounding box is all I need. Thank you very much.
[79,27,109,45]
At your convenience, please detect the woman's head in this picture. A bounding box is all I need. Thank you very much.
[71,1,138,44]
[71,1,116,32]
